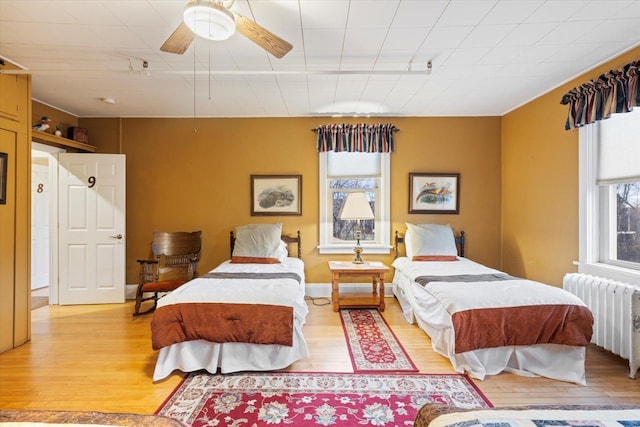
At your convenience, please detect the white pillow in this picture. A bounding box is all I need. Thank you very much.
[405,223,458,261]
[275,240,289,261]
[403,230,414,258]
[231,223,283,263]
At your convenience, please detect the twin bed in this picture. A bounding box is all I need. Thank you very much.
[150,223,309,382]
[392,223,594,385]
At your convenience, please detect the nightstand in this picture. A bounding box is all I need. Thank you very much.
[328,261,390,311]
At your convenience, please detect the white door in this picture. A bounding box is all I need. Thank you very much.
[31,160,50,290]
[58,153,126,305]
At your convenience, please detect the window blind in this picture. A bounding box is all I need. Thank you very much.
[327,151,380,177]
[597,108,640,185]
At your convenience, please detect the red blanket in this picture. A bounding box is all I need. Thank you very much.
[416,274,594,354]
[452,304,593,353]
[151,302,293,350]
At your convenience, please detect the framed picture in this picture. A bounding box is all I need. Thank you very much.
[0,152,7,205]
[251,174,302,216]
[409,172,460,214]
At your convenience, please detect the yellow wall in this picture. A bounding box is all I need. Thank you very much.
[80,116,502,285]
[502,47,640,286]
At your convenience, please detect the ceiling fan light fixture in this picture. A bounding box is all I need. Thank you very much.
[183,0,236,41]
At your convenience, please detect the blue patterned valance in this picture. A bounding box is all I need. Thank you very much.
[560,59,639,130]
[313,123,398,153]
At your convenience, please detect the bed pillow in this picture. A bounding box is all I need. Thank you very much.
[403,230,414,258]
[405,223,458,261]
[275,239,289,261]
[231,223,283,264]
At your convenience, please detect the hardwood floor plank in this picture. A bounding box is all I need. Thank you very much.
[0,297,637,414]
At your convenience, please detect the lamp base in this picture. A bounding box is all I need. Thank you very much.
[352,238,364,264]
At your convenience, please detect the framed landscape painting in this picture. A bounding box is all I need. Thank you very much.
[251,175,302,216]
[409,173,460,214]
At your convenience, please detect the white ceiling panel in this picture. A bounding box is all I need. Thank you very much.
[525,0,589,22]
[346,1,399,29]
[423,26,475,49]
[498,22,557,47]
[437,1,497,26]
[480,1,544,25]
[460,24,517,48]
[299,1,349,29]
[391,1,448,29]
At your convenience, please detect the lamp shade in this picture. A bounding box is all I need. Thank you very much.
[339,192,374,220]
[184,0,236,41]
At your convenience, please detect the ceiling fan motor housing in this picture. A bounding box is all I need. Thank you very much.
[183,0,236,41]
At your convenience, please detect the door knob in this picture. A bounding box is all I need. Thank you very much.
[110,234,123,239]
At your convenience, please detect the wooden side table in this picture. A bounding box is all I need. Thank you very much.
[328,261,390,311]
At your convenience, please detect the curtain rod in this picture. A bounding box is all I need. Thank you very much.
[311,124,400,132]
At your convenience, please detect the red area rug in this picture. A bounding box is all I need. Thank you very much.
[340,308,418,372]
[156,371,492,427]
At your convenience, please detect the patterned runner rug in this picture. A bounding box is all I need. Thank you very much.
[340,308,418,372]
[156,371,492,427]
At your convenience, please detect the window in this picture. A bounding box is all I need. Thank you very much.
[579,108,640,281]
[600,183,640,266]
[318,151,390,254]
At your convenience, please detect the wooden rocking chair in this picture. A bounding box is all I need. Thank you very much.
[133,230,202,316]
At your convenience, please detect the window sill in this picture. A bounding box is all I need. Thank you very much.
[573,261,640,286]
[317,244,392,255]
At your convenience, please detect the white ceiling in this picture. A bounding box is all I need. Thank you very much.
[1,0,639,118]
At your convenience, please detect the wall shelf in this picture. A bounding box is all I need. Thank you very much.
[31,129,96,152]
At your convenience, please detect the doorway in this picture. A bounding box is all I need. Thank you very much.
[31,142,65,308]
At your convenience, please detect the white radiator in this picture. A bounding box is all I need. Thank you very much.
[563,273,640,379]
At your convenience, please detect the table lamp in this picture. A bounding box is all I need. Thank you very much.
[339,192,375,263]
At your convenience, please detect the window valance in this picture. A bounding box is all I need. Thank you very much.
[313,123,398,153]
[560,59,639,130]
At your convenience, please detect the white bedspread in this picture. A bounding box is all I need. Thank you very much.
[152,257,309,381]
[392,257,591,385]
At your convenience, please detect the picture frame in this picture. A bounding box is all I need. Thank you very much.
[0,152,7,205]
[409,172,460,214]
[251,174,302,216]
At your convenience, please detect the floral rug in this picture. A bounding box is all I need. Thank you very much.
[156,371,492,427]
[340,308,418,372]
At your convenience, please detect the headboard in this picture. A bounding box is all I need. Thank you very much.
[393,230,465,259]
[229,230,302,259]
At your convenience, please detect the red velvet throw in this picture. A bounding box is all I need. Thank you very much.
[151,302,293,350]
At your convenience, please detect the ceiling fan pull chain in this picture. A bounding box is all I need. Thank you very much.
[209,14,212,100]
[193,35,198,133]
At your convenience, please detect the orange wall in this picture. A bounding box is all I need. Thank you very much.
[80,116,502,285]
[502,47,640,286]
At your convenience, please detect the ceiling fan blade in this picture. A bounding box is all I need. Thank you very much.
[233,13,293,59]
[160,22,195,55]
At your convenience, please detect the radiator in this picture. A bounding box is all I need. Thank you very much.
[563,273,640,379]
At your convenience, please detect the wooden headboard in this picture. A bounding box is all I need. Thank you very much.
[229,230,302,259]
[393,230,465,259]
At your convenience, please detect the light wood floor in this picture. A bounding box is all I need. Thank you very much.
[0,297,638,414]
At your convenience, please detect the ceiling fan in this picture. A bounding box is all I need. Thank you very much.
[160,0,293,58]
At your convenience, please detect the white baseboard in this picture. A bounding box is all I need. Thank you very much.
[125,284,137,300]
[127,282,395,301]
